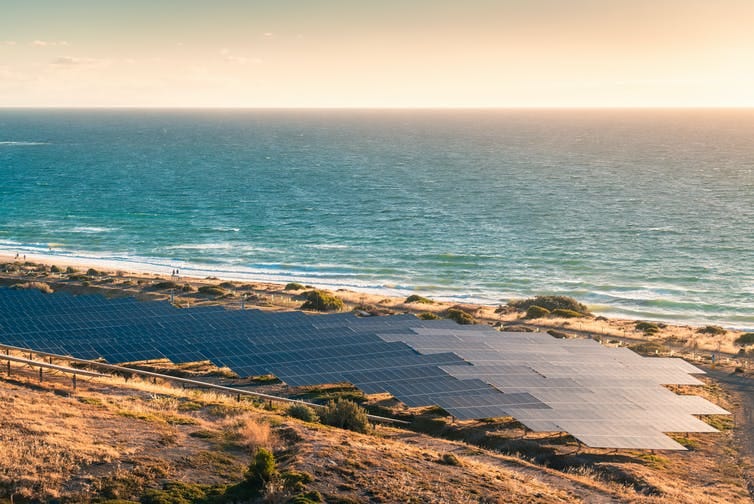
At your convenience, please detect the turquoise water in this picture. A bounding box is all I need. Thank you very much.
[0,109,752,328]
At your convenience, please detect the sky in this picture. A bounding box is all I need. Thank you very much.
[0,0,753,108]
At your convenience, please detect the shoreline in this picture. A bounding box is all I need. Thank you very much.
[1,252,752,363]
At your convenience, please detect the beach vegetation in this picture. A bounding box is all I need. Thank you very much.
[320,399,371,433]
[285,282,306,291]
[181,283,195,292]
[551,308,587,318]
[87,268,104,276]
[418,312,441,320]
[301,290,344,312]
[443,308,476,325]
[198,285,227,297]
[219,281,236,289]
[697,325,727,335]
[635,321,661,335]
[288,404,320,423]
[508,296,590,315]
[629,341,668,354]
[524,305,550,319]
[65,266,77,274]
[50,265,61,273]
[11,281,53,294]
[734,333,754,346]
[405,294,434,304]
[152,281,178,290]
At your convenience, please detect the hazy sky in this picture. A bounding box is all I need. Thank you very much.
[1,0,752,107]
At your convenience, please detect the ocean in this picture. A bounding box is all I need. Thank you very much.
[0,109,752,328]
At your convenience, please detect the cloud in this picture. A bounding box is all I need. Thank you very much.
[2,41,17,46]
[32,40,69,47]
[51,56,98,67]
[219,48,262,65]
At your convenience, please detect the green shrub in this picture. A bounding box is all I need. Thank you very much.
[418,312,441,320]
[734,333,754,346]
[405,294,433,304]
[245,448,277,488]
[508,296,589,315]
[524,305,550,319]
[635,321,661,335]
[141,481,214,504]
[288,403,320,422]
[65,266,77,274]
[320,399,371,433]
[551,308,587,318]
[50,265,61,273]
[198,285,226,297]
[698,325,727,335]
[181,283,195,292]
[87,268,103,276]
[443,308,476,325]
[301,290,344,312]
[285,282,306,291]
[282,470,315,492]
[288,491,322,503]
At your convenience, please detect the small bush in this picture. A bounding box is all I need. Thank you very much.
[551,308,587,318]
[734,333,754,346]
[438,453,462,466]
[245,448,277,488]
[629,341,668,354]
[320,399,371,433]
[141,481,214,504]
[405,294,433,304]
[301,290,344,312]
[288,403,320,423]
[181,283,195,292]
[50,265,61,273]
[524,305,550,319]
[65,266,77,274]
[282,470,315,492]
[418,312,441,320]
[288,491,322,503]
[547,330,569,339]
[698,325,727,335]
[153,281,178,290]
[635,321,661,335]
[443,308,476,325]
[509,296,589,315]
[285,282,306,291]
[87,268,102,276]
[198,285,226,297]
[11,281,53,294]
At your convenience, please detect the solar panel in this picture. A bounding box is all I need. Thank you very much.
[0,287,729,450]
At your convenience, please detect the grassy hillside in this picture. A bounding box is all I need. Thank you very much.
[0,361,751,503]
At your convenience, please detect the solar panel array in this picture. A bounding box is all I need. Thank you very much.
[0,288,727,450]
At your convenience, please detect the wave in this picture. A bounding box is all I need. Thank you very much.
[306,244,350,250]
[69,226,117,234]
[0,141,49,146]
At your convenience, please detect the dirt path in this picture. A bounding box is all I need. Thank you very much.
[705,368,754,497]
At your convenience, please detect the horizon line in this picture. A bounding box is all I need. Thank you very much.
[1,105,753,111]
